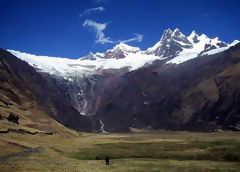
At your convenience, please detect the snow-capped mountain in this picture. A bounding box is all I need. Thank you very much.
[146,28,193,57]
[8,28,237,78]
[146,29,231,64]
[104,43,140,59]
[2,28,240,132]
[8,49,161,77]
[7,28,239,116]
[166,30,229,64]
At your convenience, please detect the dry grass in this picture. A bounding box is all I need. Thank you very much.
[0,131,240,172]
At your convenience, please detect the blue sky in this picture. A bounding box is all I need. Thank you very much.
[0,0,239,58]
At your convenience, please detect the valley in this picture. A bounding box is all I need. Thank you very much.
[0,131,240,172]
[1,1,240,171]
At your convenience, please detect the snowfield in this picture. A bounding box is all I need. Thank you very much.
[8,29,239,78]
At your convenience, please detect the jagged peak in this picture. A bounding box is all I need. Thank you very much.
[172,28,182,35]
[187,31,200,44]
[188,30,199,39]
[173,28,180,32]
[160,28,173,40]
[147,28,189,54]
[109,42,140,53]
[171,28,187,40]
[160,28,187,41]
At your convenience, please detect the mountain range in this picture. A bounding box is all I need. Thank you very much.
[1,28,240,132]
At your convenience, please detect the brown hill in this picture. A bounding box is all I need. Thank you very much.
[0,49,93,133]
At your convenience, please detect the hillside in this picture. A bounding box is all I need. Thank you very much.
[95,44,240,132]
[0,49,92,133]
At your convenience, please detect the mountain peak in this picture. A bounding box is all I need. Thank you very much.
[171,28,191,44]
[172,28,182,35]
[104,43,140,59]
[113,42,140,52]
[146,28,192,57]
[187,31,200,44]
[189,30,198,36]
[161,28,173,40]
[188,30,198,38]
[156,28,186,45]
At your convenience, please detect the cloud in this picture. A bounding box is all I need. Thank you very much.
[83,20,115,44]
[119,33,143,43]
[79,7,105,17]
[83,20,143,45]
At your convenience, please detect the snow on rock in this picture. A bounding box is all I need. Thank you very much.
[110,42,140,53]
[8,29,239,75]
[187,30,200,43]
[104,42,141,59]
[8,49,91,77]
[146,28,173,54]
[101,52,162,71]
[201,46,229,56]
[166,33,211,64]
[166,31,237,64]
[230,40,240,46]
[7,49,161,77]
[145,28,192,57]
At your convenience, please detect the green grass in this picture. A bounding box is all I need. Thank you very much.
[71,139,240,162]
[1,131,240,172]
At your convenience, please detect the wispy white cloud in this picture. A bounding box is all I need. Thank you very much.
[119,33,143,43]
[79,7,105,17]
[83,20,115,44]
[83,19,143,45]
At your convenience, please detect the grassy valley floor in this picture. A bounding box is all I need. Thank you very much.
[0,131,240,172]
